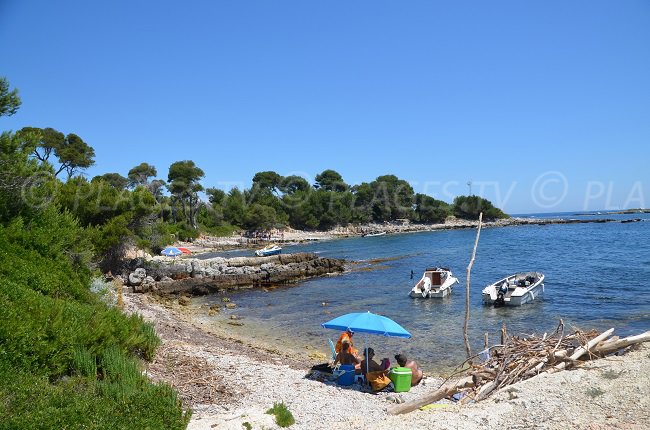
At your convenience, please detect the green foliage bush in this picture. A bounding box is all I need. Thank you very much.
[266,402,295,427]
[414,193,451,223]
[1,81,187,429]
[169,221,200,241]
[0,364,189,430]
[453,195,509,220]
[0,210,187,429]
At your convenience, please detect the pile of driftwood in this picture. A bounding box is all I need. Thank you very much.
[388,321,650,415]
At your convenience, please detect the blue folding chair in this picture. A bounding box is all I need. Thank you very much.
[328,338,337,361]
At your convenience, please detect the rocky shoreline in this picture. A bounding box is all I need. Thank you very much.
[120,252,346,296]
[177,216,619,253]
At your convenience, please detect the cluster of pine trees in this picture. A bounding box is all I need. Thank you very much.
[4,76,509,264]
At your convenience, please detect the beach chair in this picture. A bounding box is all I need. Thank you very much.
[328,338,337,361]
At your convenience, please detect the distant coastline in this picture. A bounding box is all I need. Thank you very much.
[572,208,650,216]
[176,215,621,254]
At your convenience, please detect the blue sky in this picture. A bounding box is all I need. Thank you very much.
[1,0,649,213]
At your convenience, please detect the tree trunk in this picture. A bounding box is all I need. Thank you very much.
[180,197,187,223]
[188,194,194,228]
[171,197,177,223]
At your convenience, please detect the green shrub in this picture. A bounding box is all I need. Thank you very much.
[0,364,190,430]
[266,402,295,427]
[0,209,184,429]
[72,346,97,378]
[202,222,239,237]
[169,221,200,241]
[452,195,509,220]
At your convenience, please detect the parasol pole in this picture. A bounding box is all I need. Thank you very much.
[365,336,368,376]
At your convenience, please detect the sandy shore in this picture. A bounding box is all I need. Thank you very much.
[124,293,650,430]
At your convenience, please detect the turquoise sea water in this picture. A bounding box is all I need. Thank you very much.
[198,213,650,373]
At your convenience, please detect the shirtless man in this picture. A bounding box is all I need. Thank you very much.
[334,341,359,366]
[395,353,423,386]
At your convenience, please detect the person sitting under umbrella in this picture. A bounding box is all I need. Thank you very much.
[395,353,423,386]
[360,348,390,375]
[335,329,359,357]
[362,347,392,391]
[334,340,359,367]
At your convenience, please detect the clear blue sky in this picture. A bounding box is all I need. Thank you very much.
[2,0,649,213]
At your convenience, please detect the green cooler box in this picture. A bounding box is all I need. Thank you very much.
[389,367,412,392]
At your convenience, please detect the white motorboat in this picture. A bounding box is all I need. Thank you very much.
[254,244,282,257]
[482,272,545,306]
[363,231,386,237]
[409,267,459,298]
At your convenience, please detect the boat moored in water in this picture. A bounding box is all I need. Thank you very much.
[409,267,459,298]
[363,231,386,237]
[482,272,545,306]
[255,244,282,257]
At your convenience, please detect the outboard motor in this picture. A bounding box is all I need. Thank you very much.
[495,282,508,307]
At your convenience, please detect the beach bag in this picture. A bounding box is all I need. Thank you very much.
[367,371,392,392]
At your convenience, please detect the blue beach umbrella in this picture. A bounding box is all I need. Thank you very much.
[322,311,411,376]
[322,311,412,338]
[160,247,182,257]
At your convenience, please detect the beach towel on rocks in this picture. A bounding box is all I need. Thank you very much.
[367,371,392,392]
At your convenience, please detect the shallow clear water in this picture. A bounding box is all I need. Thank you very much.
[198,213,650,373]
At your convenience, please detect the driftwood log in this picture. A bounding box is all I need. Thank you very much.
[387,376,474,415]
[388,322,650,415]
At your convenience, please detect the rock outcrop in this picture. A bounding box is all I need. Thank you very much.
[124,252,345,296]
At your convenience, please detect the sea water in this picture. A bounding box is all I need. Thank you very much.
[198,213,650,373]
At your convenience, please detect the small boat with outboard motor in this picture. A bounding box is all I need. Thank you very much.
[409,267,459,298]
[482,272,545,306]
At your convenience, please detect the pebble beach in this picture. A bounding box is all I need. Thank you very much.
[124,292,650,430]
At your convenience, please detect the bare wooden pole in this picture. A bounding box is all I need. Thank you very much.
[484,332,489,350]
[464,212,483,360]
[500,323,507,345]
